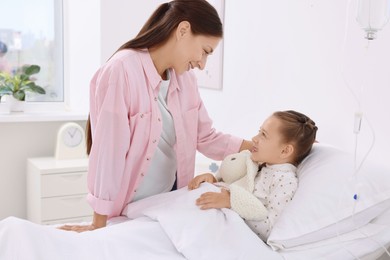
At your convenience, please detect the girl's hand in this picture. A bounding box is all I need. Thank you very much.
[196,189,231,209]
[188,173,217,190]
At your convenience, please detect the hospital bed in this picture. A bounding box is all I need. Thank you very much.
[0,143,389,260]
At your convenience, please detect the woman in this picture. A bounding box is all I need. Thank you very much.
[61,0,252,232]
[189,110,318,241]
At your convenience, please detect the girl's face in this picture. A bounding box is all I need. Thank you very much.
[173,24,221,74]
[251,115,288,164]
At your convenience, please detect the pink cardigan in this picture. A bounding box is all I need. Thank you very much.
[87,49,242,218]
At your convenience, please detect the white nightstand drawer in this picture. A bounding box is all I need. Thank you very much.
[41,171,88,197]
[41,194,92,221]
[43,216,93,225]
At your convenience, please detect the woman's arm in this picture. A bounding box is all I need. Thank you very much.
[87,60,132,218]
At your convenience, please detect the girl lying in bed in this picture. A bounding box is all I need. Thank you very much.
[188,110,318,241]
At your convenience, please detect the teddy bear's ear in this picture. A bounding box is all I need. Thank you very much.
[240,150,252,156]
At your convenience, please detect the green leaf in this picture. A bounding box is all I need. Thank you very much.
[0,73,7,81]
[19,81,33,91]
[0,72,11,82]
[13,91,25,101]
[20,74,29,82]
[11,76,21,91]
[23,65,40,76]
[25,83,46,94]
[4,81,16,92]
[0,86,13,96]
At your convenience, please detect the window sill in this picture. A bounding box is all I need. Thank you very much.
[0,110,88,123]
[0,101,89,123]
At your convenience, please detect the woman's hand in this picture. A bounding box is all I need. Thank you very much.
[58,212,107,233]
[196,189,231,209]
[188,173,217,190]
[240,139,254,152]
[58,224,97,232]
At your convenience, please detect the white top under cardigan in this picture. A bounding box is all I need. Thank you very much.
[132,72,177,201]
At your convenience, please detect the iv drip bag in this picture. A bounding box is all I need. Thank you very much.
[356,0,390,40]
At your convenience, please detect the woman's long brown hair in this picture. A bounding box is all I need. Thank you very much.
[85,0,223,155]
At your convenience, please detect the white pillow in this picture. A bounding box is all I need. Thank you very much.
[267,143,390,250]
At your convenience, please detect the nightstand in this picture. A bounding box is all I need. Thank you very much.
[27,157,93,224]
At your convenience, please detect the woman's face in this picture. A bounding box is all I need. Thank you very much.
[251,115,287,164]
[173,30,221,75]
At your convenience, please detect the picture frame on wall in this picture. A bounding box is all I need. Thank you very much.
[193,0,224,91]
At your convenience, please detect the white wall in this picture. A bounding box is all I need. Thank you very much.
[100,0,163,63]
[1,0,389,220]
[99,0,390,168]
[0,121,86,220]
[0,0,99,220]
[201,0,390,168]
[64,0,100,113]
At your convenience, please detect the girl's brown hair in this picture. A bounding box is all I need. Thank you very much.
[86,0,223,155]
[273,110,318,165]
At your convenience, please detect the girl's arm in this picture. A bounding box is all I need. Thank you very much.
[188,173,217,190]
[195,189,231,209]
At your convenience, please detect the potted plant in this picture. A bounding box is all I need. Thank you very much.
[0,64,46,112]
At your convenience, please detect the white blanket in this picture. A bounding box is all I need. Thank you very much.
[0,183,282,260]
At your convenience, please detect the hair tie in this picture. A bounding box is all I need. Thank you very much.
[298,117,308,124]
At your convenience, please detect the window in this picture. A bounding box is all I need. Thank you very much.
[0,0,63,102]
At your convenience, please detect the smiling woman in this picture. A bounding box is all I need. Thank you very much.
[0,0,63,102]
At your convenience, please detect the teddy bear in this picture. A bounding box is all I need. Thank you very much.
[215,150,268,221]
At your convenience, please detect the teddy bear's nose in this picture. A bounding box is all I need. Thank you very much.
[231,157,236,161]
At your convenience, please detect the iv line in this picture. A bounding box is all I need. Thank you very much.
[351,114,390,258]
[337,0,390,259]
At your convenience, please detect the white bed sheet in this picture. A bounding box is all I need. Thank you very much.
[0,183,282,260]
[1,183,389,260]
[0,216,186,260]
[123,181,390,260]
